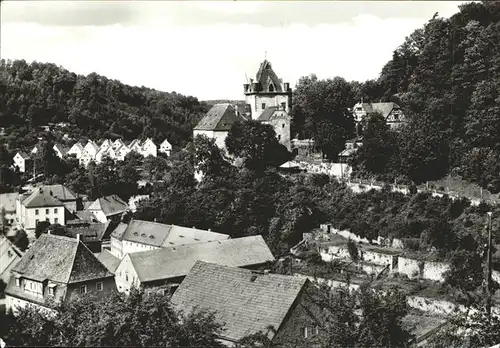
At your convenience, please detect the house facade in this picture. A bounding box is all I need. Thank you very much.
[193,104,247,151]
[171,261,325,347]
[159,139,172,156]
[109,219,230,259]
[5,234,115,315]
[13,152,32,173]
[352,101,406,133]
[67,143,85,159]
[114,235,275,294]
[16,187,66,230]
[0,235,23,284]
[84,140,100,159]
[0,192,19,225]
[140,138,157,157]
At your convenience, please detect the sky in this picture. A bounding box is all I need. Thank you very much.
[1,1,468,100]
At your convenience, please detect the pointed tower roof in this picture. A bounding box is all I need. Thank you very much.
[255,60,283,92]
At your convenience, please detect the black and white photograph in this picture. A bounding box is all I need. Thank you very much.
[0,1,499,347]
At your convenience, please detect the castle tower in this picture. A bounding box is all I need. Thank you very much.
[243,60,292,120]
[243,60,292,150]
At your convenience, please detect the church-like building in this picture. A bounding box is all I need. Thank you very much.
[193,59,292,153]
[243,60,292,150]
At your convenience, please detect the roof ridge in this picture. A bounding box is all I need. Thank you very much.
[64,237,80,283]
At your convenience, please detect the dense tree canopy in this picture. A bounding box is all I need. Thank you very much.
[0,59,209,151]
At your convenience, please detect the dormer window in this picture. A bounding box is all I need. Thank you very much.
[269,83,275,92]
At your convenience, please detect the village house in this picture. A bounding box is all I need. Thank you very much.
[95,146,112,164]
[99,139,113,152]
[243,59,292,150]
[159,138,172,156]
[41,184,79,212]
[171,261,325,347]
[5,234,115,315]
[128,139,143,153]
[112,139,126,150]
[338,137,363,163]
[193,103,246,151]
[84,140,100,159]
[110,144,131,161]
[13,152,32,173]
[140,138,157,157]
[96,249,121,274]
[114,235,275,294]
[16,187,66,230]
[0,234,23,284]
[52,144,69,159]
[87,194,129,223]
[0,192,20,226]
[352,101,406,133]
[109,219,230,259]
[67,142,85,159]
[65,221,111,253]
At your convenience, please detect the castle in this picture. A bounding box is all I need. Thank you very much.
[194,60,292,151]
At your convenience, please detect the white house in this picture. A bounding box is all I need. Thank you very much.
[67,143,85,159]
[109,144,131,161]
[99,139,113,152]
[95,146,112,164]
[16,187,66,230]
[79,150,94,168]
[110,219,230,259]
[84,140,100,159]
[13,152,32,173]
[128,139,142,153]
[113,139,126,150]
[159,139,172,156]
[140,138,157,157]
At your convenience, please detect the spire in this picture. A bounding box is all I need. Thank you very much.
[264,50,267,60]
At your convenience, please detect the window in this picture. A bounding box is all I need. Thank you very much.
[96,282,103,291]
[15,276,21,287]
[54,218,58,224]
[79,285,87,294]
[45,209,49,214]
[261,103,266,110]
[281,102,286,110]
[282,123,285,128]
[278,135,281,141]
[35,219,39,225]
[125,274,129,282]
[46,218,49,222]
[35,209,39,215]
[7,250,12,258]
[269,83,275,92]
[301,327,308,338]
[48,284,56,296]
[54,208,58,214]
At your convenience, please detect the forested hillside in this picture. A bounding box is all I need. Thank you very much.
[350,1,500,190]
[0,59,209,150]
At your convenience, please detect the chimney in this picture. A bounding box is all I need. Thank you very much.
[76,234,80,242]
[47,230,51,235]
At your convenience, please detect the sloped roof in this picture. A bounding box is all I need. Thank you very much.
[194,104,246,131]
[129,139,141,148]
[85,140,100,152]
[10,234,112,284]
[171,261,307,343]
[160,139,172,147]
[0,235,23,283]
[255,60,283,92]
[0,192,19,212]
[258,106,278,121]
[46,184,77,201]
[66,222,110,242]
[88,195,128,217]
[127,235,275,283]
[69,143,84,152]
[96,249,120,273]
[22,188,64,208]
[16,151,30,160]
[371,102,398,118]
[111,219,230,247]
[53,143,69,156]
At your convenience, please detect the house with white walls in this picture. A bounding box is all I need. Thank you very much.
[159,139,172,156]
[67,143,85,159]
[13,152,32,173]
[84,140,100,159]
[140,138,157,157]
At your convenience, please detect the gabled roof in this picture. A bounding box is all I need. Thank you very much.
[126,235,275,283]
[194,104,246,131]
[171,261,308,343]
[128,139,141,148]
[10,234,112,284]
[84,140,100,153]
[22,188,64,208]
[66,222,111,242]
[96,249,120,273]
[0,192,19,212]
[53,143,69,156]
[0,235,23,283]
[255,60,284,92]
[42,184,77,201]
[88,195,128,217]
[160,139,172,147]
[371,102,399,118]
[111,219,230,247]
[257,106,278,121]
[16,151,30,160]
[68,143,85,152]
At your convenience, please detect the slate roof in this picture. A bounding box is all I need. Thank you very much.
[66,222,111,242]
[358,102,399,119]
[22,188,64,208]
[170,261,308,343]
[127,235,275,283]
[111,219,230,247]
[97,249,120,273]
[194,104,246,131]
[255,60,284,92]
[42,184,77,201]
[16,151,30,160]
[53,143,69,156]
[257,106,278,121]
[9,234,113,284]
[88,195,128,217]
[0,192,19,212]
[0,235,23,283]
